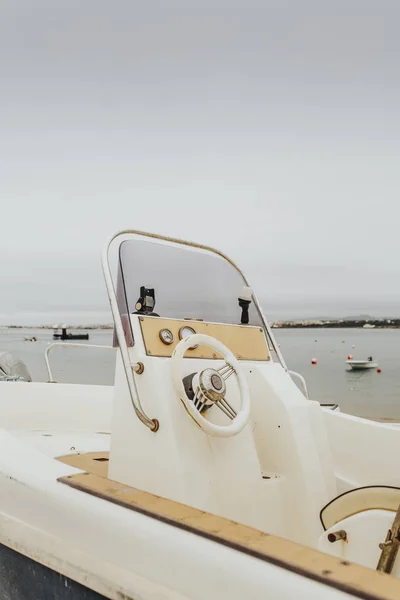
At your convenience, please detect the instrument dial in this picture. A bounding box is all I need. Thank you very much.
[159,328,174,345]
[179,326,198,349]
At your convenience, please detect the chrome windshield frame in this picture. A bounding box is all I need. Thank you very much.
[102,229,287,431]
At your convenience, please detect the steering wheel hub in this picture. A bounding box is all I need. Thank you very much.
[199,368,226,402]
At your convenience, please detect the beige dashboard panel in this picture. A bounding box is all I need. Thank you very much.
[139,317,270,361]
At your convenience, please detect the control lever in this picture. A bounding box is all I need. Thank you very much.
[238,286,252,325]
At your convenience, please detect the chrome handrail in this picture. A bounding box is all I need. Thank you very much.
[289,370,309,399]
[101,229,288,432]
[45,342,115,383]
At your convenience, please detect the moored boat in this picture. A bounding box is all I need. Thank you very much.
[347,356,378,370]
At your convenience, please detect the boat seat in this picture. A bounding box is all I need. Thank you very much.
[320,486,400,530]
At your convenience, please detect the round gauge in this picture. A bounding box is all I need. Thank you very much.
[159,328,174,345]
[178,326,198,349]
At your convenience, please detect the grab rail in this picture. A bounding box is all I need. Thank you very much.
[102,229,287,432]
[321,404,339,411]
[45,342,116,383]
[289,370,309,399]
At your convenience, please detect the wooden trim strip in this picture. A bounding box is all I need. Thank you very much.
[58,472,400,600]
[57,452,109,479]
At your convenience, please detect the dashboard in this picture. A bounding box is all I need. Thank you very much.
[138,316,270,361]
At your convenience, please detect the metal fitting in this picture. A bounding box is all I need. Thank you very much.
[134,362,145,375]
[328,530,347,543]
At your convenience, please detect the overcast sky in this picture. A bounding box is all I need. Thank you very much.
[1,0,400,324]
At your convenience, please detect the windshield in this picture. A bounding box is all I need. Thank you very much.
[114,238,263,346]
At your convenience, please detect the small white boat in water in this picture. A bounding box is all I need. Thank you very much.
[347,356,378,370]
[0,230,400,599]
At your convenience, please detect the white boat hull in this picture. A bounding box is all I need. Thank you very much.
[0,429,354,600]
[0,380,395,600]
[347,360,378,370]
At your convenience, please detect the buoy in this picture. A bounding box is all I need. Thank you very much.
[311,358,317,365]
[347,354,353,360]
[377,368,382,373]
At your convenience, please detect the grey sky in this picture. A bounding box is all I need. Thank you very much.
[1,1,400,323]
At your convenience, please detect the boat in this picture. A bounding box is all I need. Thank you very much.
[1,229,400,599]
[53,325,89,340]
[347,356,378,370]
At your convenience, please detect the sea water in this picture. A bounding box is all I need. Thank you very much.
[1,327,399,421]
[275,328,400,420]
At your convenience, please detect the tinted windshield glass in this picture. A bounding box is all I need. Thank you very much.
[115,239,262,344]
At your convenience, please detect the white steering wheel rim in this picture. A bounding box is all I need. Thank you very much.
[172,333,250,438]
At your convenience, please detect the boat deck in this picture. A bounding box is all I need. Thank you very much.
[56,451,400,600]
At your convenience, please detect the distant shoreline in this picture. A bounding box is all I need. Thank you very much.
[3,320,400,331]
[2,324,114,330]
[272,319,400,329]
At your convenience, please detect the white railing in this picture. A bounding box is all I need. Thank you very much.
[289,370,309,399]
[45,342,116,383]
[289,371,340,410]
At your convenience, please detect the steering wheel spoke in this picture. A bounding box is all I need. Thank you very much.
[193,389,208,413]
[193,389,202,410]
[217,363,235,380]
[215,397,237,420]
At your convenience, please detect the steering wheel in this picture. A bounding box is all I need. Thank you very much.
[171,333,250,438]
